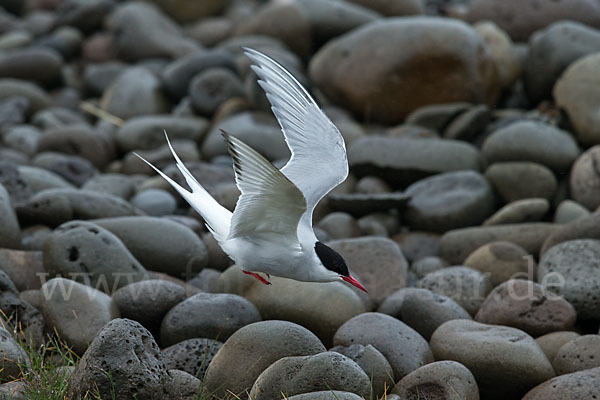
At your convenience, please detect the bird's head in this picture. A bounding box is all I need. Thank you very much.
[314,242,368,293]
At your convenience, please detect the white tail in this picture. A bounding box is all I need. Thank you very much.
[134,132,232,243]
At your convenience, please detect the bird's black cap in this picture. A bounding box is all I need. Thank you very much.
[315,242,349,276]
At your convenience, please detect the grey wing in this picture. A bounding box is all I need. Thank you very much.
[244,48,349,225]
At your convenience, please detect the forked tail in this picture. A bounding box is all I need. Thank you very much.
[134,132,232,243]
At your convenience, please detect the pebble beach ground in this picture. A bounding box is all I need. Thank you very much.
[1,0,600,399]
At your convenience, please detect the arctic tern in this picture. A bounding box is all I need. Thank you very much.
[136,48,367,293]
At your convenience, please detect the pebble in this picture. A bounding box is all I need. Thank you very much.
[329,344,394,397]
[161,338,222,379]
[410,256,447,279]
[0,79,50,113]
[202,111,289,161]
[554,53,600,145]
[115,115,208,152]
[430,319,555,399]
[160,292,261,346]
[554,200,590,223]
[310,17,498,123]
[81,173,136,199]
[39,277,117,354]
[0,380,26,399]
[100,66,169,120]
[315,212,361,239]
[525,21,600,103]
[463,241,532,286]
[391,361,479,400]
[16,165,74,193]
[217,265,364,345]
[32,152,98,186]
[94,216,209,276]
[0,184,21,249]
[251,352,371,400]
[440,223,559,264]
[0,249,44,291]
[43,220,148,292]
[475,279,576,337]
[570,145,600,210]
[536,331,581,362]
[333,312,433,380]
[393,231,441,262]
[483,198,550,225]
[405,102,471,132]
[204,320,326,398]
[541,212,600,254]
[285,391,363,400]
[0,47,63,87]
[111,279,185,334]
[523,367,600,400]
[130,188,177,216]
[417,266,491,316]
[328,237,408,305]
[538,239,600,319]
[3,125,42,156]
[474,21,520,89]
[54,0,115,34]
[462,0,600,41]
[0,328,29,383]
[107,2,198,61]
[404,170,495,232]
[552,335,600,374]
[348,136,483,187]
[67,318,171,399]
[189,67,245,116]
[485,162,557,203]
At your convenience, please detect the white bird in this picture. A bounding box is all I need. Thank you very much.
[136,48,367,293]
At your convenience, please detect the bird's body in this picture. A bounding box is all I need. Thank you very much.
[137,48,367,292]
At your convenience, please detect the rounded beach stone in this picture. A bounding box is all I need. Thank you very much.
[204,320,326,397]
[552,335,600,375]
[161,292,260,346]
[430,320,555,399]
[316,212,361,240]
[329,344,394,397]
[250,352,371,400]
[538,239,600,319]
[536,331,581,362]
[333,312,433,380]
[310,16,498,124]
[570,145,600,210]
[410,256,447,279]
[463,241,532,287]
[417,266,492,316]
[475,280,576,337]
[40,277,118,354]
[130,189,177,216]
[161,338,222,379]
[391,361,479,400]
[67,318,170,400]
[404,170,495,233]
[522,366,600,399]
[43,220,148,292]
[483,198,550,226]
[0,183,20,249]
[554,200,590,224]
[111,280,186,334]
[485,162,557,203]
[217,266,365,345]
[0,327,29,383]
[189,67,245,116]
[285,392,363,400]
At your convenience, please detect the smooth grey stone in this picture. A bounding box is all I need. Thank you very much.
[554,200,590,223]
[130,189,177,216]
[348,136,483,187]
[43,221,148,292]
[20,225,52,251]
[160,292,261,346]
[0,248,44,291]
[463,241,532,287]
[111,279,185,334]
[552,335,600,375]
[16,165,74,193]
[316,212,361,240]
[0,47,63,87]
[93,216,209,276]
[333,312,433,380]
[18,188,136,227]
[486,161,557,203]
[250,352,371,400]
[82,173,136,199]
[0,327,29,383]
[107,2,199,61]
[522,367,600,400]
[204,320,325,398]
[405,102,471,131]
[0,79,51,113]
[189,67,245,116]
[410,256,448,279]
[430,320,555,399]
[0,96,28,128]
[0,183,20,249]
[483,198,550,226]
[55,0,115,34]
[2,125,41,156]
[40,277,117,354]
[83,61,126,96]
[32,152,98,186]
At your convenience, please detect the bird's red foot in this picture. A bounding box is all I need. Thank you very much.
[242,270,271,285]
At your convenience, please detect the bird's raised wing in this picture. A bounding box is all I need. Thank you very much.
[244,48,349,225]
[222,131,307,242]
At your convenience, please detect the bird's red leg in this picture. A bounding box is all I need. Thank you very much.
[242,270,271,285]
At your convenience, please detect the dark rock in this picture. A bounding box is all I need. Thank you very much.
[161,338,222,379]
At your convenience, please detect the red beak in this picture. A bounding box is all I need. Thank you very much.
[341,275,368,293]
